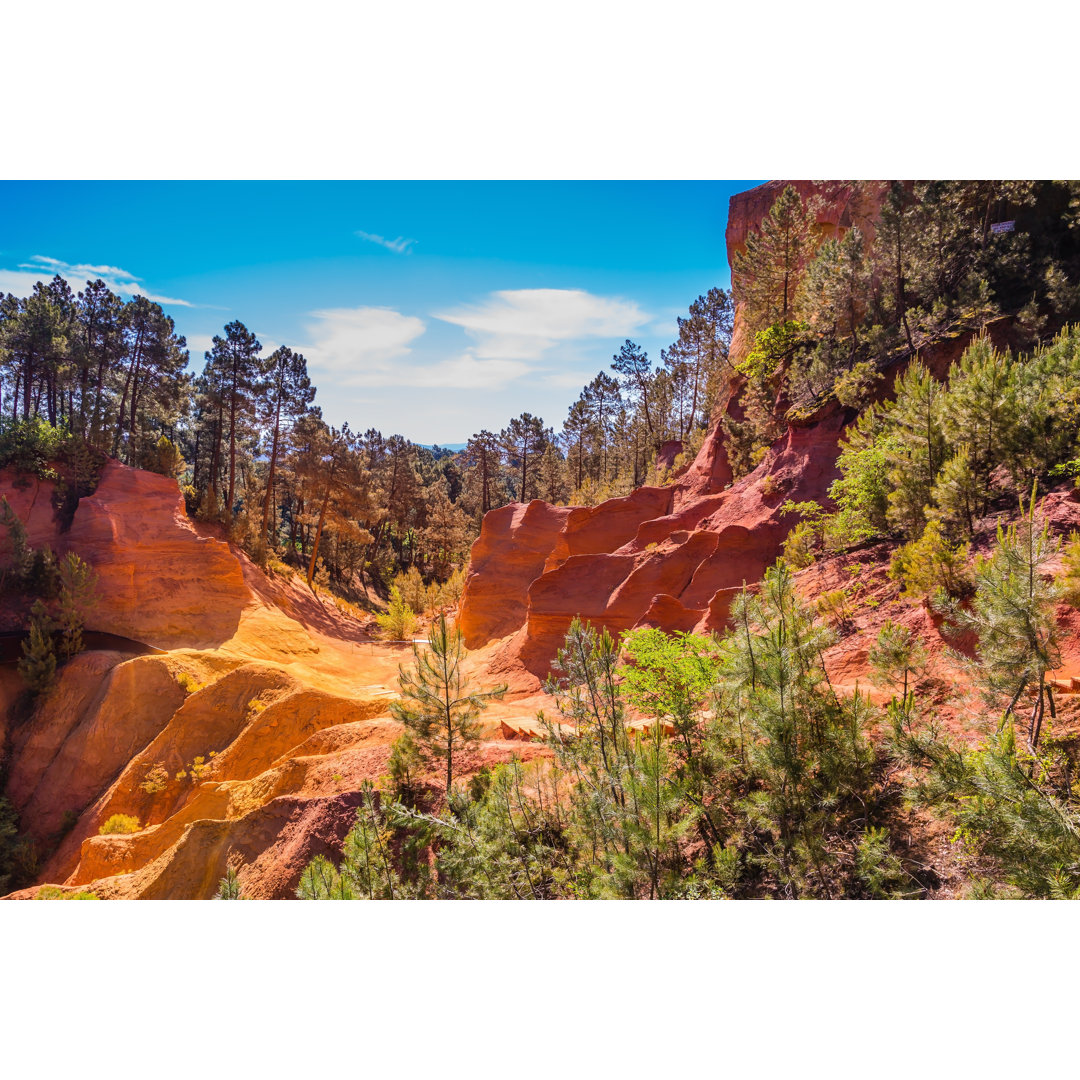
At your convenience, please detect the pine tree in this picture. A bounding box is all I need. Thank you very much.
[56,552,97,661]
[463,429,502,516]
[713,562,904,898]
[940,491,1062,751]
[0,495,33,587]
[939,335,1017,513]
[883,359,946,536]
[929,448,981,537]
[19,600,56,695]
[732,184,819,334]
[390,614,506,792]
[259,346,316,545]
[500,413,548,502]
[203,321,261,519]
[908,720,1080,898]
[560,399,590,491]
[296,854,354,899]
[611,341,656,446]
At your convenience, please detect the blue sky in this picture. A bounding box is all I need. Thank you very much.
[0,181,757,444]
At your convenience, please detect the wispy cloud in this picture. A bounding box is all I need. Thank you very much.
[355,230,417,255]
[434,288,651,361]
[300,305,531,392]
[303,306,427,386]
[0,255,193,307]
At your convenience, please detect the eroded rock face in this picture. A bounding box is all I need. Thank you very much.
[455,181,1025,685]
[0,462,250,648]
[65,463,250,649]
[459,487,671,649]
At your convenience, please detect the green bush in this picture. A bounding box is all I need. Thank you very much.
[99,814,141,835]
[782,520,818,569]
[376,585,418,641]
[386,731,424,802]
[36,886,98,900]
[176,671,202,694]
[0,416,65,479]
[889,520,972,602]
[392,567,427,613]
[139,764,170,794]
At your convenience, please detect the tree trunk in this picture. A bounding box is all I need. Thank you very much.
[306,469,336,585]
[227,377,238,519]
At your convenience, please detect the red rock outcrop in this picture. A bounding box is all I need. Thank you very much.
[0,462,250,648]
[64,463,250,648]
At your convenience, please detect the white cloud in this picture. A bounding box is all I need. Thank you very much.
[299,305,534,392]
[303,306,427,385]
[409,352,530,390]
[185,333,217,359]
[434,288,650,361]
[0,255,193,306]
[355,230,416,255]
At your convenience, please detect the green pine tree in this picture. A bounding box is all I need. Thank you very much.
[390,614,506,794]
[938,490,1062,751]
[19,600,56,695]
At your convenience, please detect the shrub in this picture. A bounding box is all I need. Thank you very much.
[834,361,883,410]
[140,764,170,794]
[815,587,855,630]
[36,886,98,900]
[782,521,818,569]
[176,753,214,783]
[0,416,64,479]
[780,500,827,566]
[376,585,418,641]
[392,567,427,613]
[266,553,294,579]
[888,520,972,602]
[438,567,466,609]
[99,814,141,835]
[176,672,201,694]
[386,731,424,802]
[737,320,808,382]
